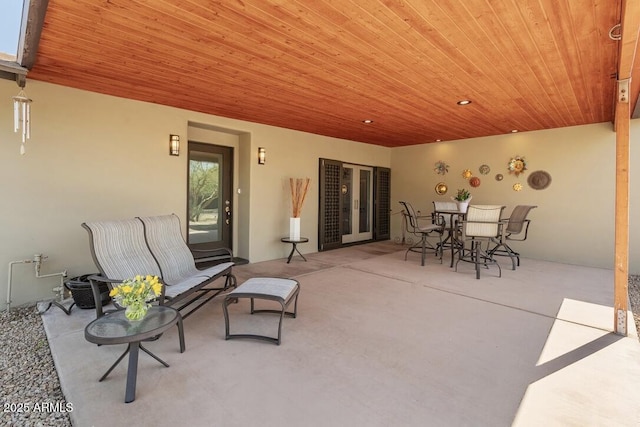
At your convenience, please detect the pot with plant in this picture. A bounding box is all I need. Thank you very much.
[452,188,472,213]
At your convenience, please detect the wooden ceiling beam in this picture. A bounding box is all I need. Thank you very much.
[20,0,50,69]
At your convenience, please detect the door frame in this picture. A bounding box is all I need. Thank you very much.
[318,158,390,251]
[186,141,234,253]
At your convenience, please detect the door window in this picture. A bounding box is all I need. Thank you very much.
[187,142,233,251]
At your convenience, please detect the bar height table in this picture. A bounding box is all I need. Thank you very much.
[434,210,466,267]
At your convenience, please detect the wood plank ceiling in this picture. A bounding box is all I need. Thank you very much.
[26,0,631,147]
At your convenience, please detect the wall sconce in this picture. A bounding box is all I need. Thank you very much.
[169,134,180,156]
[258,147,266,165]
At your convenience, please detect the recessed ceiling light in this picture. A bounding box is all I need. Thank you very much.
[362,119,373,124]
[435,139,442,142]
[510,129,518,133]
[456,100,472,105]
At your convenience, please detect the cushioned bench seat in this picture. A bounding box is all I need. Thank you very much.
[83,214,236,320]
[222,277,300,345]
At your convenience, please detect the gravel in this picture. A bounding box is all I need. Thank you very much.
[629,275,640,337]
[0,306,72,427]
[2,277,640,427]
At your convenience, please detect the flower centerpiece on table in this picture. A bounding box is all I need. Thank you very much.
[452,188,472,213]
[109,275,163,321]
[453,188,471,202]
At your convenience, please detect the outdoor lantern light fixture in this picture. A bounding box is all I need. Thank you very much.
[258,147,266,164]
[169,134,180,156]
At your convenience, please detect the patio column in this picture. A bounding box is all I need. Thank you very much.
[613,0,640,335]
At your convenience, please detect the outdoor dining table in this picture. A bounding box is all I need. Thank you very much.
[434,209,466,267]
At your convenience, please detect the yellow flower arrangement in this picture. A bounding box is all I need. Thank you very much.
[109,275,163,321]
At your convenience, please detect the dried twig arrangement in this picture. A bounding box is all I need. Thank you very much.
[290,177,311,218]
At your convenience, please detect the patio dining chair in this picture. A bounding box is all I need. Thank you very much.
[399,201,445,266]
[455,205,505,279]
[488,205,537,270]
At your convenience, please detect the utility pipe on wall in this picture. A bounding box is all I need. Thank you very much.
[6,254,67,313]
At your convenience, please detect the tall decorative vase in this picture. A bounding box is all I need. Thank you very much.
[290,217,301,240]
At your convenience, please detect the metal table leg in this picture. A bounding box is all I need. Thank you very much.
[125,342,139,403]
[286,242,307,263]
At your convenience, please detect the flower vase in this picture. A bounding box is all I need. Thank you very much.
[455,196,472,213]
[125,302,149,322]
[290,217,301,240]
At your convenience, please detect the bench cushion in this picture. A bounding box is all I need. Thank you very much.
[229,277,298,301]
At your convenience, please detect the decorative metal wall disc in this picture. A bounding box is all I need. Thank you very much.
[435,182,448,195]
[527,170,551,190]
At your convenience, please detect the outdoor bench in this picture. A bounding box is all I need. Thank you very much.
[82,214,236,319]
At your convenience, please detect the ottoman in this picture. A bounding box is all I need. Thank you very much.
[222,277,300,345]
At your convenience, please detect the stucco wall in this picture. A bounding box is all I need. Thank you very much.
[0,78,637,310]
[391,121,640,271]
[0,80,389,309]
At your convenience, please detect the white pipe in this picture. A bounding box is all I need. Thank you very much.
[33,254,67,302]
[6,258,34,312]
[6,254,68,313]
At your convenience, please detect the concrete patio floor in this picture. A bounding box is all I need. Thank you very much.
[41,241,640,426]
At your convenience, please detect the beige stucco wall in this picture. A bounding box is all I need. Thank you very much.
[0,78,637,310]
[0,79,389,310]
[391,121,640,271]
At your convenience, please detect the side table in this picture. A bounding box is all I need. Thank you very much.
[280,237,309,263]
[84,305,185,403]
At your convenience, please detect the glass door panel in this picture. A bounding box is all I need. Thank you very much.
[358,169,371,233]
[187,142,233,251]
[342,164,373,243]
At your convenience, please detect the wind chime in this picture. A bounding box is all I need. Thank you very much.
[13,85,32,155]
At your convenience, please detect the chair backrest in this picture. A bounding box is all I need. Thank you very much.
[506,205,537,234]
[399,201,419,231]
[83,219,162,281]
[138,214,199,286]
[464,205,505,238]
[433,201,459,225]
[433,201,458,211]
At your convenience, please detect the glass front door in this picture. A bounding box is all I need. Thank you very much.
[187,142,233,252]
[341,164,373,243]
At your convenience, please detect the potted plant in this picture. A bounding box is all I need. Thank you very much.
[452,188,472,213]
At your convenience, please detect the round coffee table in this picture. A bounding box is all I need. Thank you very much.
[84,305,185,403]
